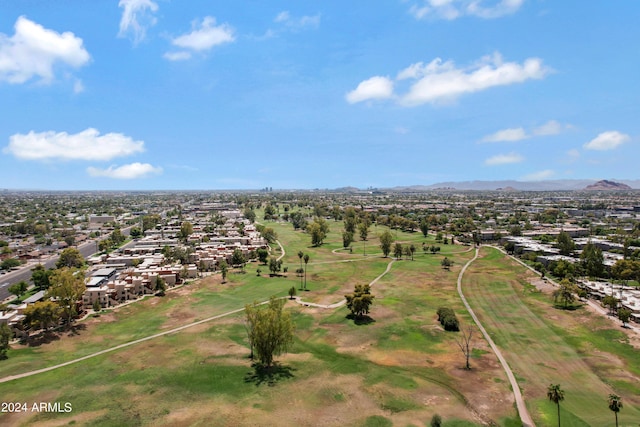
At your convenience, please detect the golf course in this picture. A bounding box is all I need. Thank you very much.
[1,220,638,426]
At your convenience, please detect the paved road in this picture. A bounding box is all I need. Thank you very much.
[457,248,535,427]
[1,226,133,302]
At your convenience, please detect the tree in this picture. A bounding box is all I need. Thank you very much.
[298,250,304,289]
[455,325,474,370]
[243,208,256,223]
[580,242,605,278]
[345,284,374,319]
[553,279,578,309]
[257,248,269,265]
[31,264,52,291]
[419,218,430,238]
[0,323,11,360]
[379,231,393,258]
[288,286,297,300]
[608,394,623,427]
[358,221,370,242]
[231,248,247,270]
[268,257,282,276]
[307,217,329,246]
[441,257,452,270]
[8,281,29,299]
[219,260,229,283]
[244,296,295,368]
[618,308,631,327]
[547,384,565,427]
[129,227,142,239]
[56,247,85,269]
[111,227,125,246]
[23,300,61,331]
[303,254,310,290]
[1,258,20,270]
[342,231,354,249]
[47,268,86,325]
[179,221,193,241]
[556,231,575,256]
[394,243,403,260]
[290,211,307,230]
[409,244,416,261]
[602,295,618,316]
[155,275,166,296]
[261,227,278,244]
[430,414,442,427]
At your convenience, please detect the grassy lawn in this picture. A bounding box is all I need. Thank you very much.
[462,247,640,426]
[7,221,634,426]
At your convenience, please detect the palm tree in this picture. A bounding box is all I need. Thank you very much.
[303,254,310,290]
[298,251,304,289]
[547,383,565,427]
[608,394,623,427]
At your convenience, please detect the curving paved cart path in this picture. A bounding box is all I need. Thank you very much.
[457,247,535,427]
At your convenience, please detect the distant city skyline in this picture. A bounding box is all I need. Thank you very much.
[1,1,638,190]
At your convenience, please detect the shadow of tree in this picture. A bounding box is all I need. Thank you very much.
[346,314,376,325]
[26,331,61,347]
[67,323,86,336]
[244,362,295,387]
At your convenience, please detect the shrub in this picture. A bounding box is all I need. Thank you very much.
[437,307,459,331]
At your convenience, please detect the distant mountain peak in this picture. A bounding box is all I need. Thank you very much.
[584,180,631,190]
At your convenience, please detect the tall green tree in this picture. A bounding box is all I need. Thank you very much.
[303,254,310,290]
[23,300,62,331]
[547,383,565,427]
[8,281,29,298]
[244,296,295,368]
[394,243,403,260]
[379,231,393,258]
[556,231,575,256]
[56,247,85,269]
[257,248,269,264]
[553,279,578,309]
[179,221,193,241]
[342,230,354,249]
[298,251,304,289]
[345,284,374,319]
[307,217,329,246]
[608,394,623,427]
[219,260,229,283]
[0,323,11,360]
[419,218,430,238]
[580,242,605,278]
[47,268,86,325]
[231,248,247,270]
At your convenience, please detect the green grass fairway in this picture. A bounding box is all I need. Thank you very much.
[2,221,636,426]
[463,247,640,426]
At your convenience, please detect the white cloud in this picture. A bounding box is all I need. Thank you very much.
[583,131,630,151]
[401,54,548,106]
[166,16,234,60]
[481,119,569,142]
[345,76,394,104]
[521,169,554,181]
[87,163,162,179]
[163,51,192,61]
[532,120,564,136]
[4,128,144,161]
[409,0,524,20]
[566,148,580,162]
[73,79,85,94]
[484,152,524,165]
[274,11,321,30]
[481,127,527,142]
[0,16,90,84]
[349,53,549,107]
[118,0,159,45]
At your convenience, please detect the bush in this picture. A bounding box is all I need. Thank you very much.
[437,307,459,331]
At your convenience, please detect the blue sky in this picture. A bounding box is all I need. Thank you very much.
[0,1,638,190]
